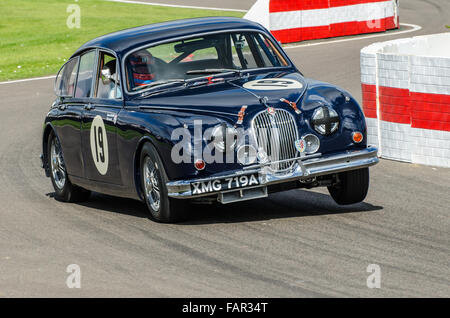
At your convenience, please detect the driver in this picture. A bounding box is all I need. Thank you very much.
[129,50,156,88]
[100,60,122,99]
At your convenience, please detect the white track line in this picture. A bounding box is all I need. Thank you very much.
[0,22,421,85]
[106,0,248,12]
[0,75,55,85]
[283,23,422,49]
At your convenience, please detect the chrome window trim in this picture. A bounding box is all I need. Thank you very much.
[121,29,295,96]
[54,56,80,98]
[91,48,124,102]
[74,49,98,99]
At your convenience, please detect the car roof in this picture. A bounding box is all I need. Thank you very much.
[72,17,267,58]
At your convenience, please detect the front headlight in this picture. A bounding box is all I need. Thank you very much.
[211,124,237,152]
[311,106,339,135]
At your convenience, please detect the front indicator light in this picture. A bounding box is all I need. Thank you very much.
[352,131,363,143]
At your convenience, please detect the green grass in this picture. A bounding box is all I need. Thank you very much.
[0,0,244,81]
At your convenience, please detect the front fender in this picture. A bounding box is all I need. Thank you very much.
[300,79,368,154]
[41,116,60,177]
[117,109,242,196]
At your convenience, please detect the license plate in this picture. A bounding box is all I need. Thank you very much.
[190,173,260,195]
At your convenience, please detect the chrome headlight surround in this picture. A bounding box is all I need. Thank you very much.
[311,106,339,136]
[211,124,237,152]
[301,134,320,154]
[237,145,257,165]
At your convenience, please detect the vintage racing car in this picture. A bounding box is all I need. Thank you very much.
[41,17,379,222]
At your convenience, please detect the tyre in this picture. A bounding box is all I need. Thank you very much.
[47,131,90,202]
[140,142,188,223]
[327,168,369,205]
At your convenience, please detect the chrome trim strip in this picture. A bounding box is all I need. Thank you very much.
[136,105,239,117]
[166,147,379,198]
[251,109,299,172]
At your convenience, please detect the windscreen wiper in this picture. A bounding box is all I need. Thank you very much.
[186,68,245,76]
[132,79,186,91]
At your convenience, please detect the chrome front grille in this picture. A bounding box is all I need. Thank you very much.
[251,109,299,171]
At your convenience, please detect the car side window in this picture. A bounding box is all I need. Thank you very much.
[95,52,122,99]
[254,33,287,67]
[75,50,96,98]
[55,57,79,97]
[230,33,258,69]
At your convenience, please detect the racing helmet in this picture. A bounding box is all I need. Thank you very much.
[129,50,156,88]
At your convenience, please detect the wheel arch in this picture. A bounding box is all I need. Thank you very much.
[42,122,58,177]
[133,135,169,201]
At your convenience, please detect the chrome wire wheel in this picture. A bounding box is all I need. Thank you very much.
[143,156,161,212]
[50,138,66,190]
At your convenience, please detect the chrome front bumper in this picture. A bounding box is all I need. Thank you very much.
[166,146,379,199]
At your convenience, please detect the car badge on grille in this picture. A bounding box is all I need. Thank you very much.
[236,105,248,125]
[295,139,306,153]
[280,98,301,114]
[267,107,276,115]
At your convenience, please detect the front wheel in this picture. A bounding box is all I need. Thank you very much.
[140,142,188,223]
[327,168,369,205]
[47,131,90,202]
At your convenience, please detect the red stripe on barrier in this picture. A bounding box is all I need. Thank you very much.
[269,0,391,13]
[384,16,398,30]
[272,17,395,43]
[361,83,377,118]
[330,0,392,8]
[270,0,329,13]
[360,84,450,131]
[271,26,329,43]
[379,86,411,124]
[411,92,450,131]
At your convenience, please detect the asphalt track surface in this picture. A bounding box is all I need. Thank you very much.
[0,0,449,297]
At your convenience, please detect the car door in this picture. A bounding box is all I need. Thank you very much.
[80,49,123,185]
[53,56,85,178]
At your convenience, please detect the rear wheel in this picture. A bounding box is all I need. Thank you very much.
[327,168,369,205]
[140,142,188,223]
[47,131,90,202]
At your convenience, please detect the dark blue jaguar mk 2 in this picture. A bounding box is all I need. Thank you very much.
[41,17,378,223]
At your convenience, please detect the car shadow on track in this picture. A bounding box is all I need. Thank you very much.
[182,189,383,225]
[47,191,148,219]
[48,188,383,224]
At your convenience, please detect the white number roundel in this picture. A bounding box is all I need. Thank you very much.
[90,115,109,175]
[243,78,303,90]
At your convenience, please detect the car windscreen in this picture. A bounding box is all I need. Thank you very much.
[124,31,289,92]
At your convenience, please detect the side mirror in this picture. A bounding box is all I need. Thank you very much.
[101,66,114,85]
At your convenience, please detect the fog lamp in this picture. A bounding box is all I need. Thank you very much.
[194,159,205,171]
[302,134,320,154]
[212,124,237,152]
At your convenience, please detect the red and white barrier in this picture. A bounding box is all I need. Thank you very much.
[245,0,399,43]
[361,33,450,168]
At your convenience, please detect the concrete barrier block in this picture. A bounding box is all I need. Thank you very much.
[363,33,449,167]
[432,148,444,158]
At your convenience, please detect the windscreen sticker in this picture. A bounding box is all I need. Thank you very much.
[243,78,303,91]
[90,115,109,175]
